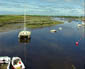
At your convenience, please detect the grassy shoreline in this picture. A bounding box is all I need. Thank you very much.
[0,15,63,29]
[0,15,85,32]
[0,15,84,29]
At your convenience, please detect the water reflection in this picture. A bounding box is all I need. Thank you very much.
[0,18,85,69]
[18,38,31,44]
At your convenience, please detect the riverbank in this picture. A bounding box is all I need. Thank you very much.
[0,15,84,31]
[0,15,63,29]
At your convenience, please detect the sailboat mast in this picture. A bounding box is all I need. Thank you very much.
[24,5,26,31]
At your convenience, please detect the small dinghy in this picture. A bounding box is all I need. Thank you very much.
[12,57,25,69]
[50,30,56,33]
[77,24,82,27]
[82,20,85,26]
[58,27,62,30]
[0,56,10,69]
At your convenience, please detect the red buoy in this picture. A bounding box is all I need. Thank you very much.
[75,42,79,46]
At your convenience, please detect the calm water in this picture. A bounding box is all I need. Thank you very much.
[0,19,85,69]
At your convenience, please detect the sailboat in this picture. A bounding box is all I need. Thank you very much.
[18,5,31,40]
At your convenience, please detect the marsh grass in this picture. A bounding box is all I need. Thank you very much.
[0,15,63,29]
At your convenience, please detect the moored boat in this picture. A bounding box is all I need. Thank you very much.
[50,30,56,33]
[58,27,63,30]
[82,20,85,26]
[0,56,10,69]
[12,57,25,69]
[18,31,31,40]
[77,24,82,27]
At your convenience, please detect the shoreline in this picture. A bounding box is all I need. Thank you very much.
[0,15,63,29]
[0,15,84,32]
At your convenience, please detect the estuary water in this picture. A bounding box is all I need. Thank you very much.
[0,19,85,69]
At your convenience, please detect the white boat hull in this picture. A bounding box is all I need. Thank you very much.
[0,56,10,69]
[18,31,31,39]
[12,57,25,69]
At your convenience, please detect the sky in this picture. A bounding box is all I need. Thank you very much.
[0,0,85,16]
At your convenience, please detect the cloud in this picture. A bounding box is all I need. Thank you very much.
[0,0,84,16]
[82,2,85,7]
[64,0,72,2]
[40,0,57,2]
